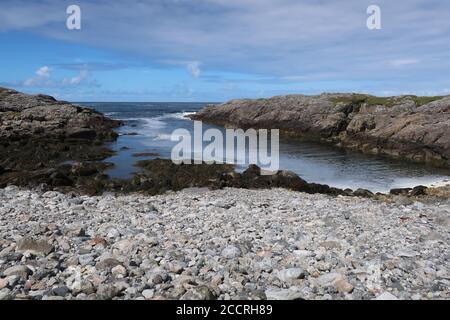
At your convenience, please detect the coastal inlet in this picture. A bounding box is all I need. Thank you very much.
[84,101,450,193]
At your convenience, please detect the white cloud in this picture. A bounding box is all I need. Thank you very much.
[187,61,201,78]
[35,66,51,78]
[23,66,52,87]
[388,59,420,67]
[19,66,96,88]
[63,69,89,85]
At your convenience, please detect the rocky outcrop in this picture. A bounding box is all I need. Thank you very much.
[0,87,120,142]
[0,87,121,187]
[191,93,450,167]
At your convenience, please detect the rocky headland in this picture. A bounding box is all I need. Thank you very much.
[191,93,450,167]
[0,87,121,190]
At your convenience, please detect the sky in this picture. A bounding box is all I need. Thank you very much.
[0,0,450,102]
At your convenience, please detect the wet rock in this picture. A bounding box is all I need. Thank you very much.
[353,188,374,198]
[390,188,413,195]
[411,185,428,196]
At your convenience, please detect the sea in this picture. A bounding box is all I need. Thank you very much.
[80,102,450,193]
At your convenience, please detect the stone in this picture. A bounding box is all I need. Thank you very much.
[181,285,216,300]
[71,280,95,295]
[411,185,428,196]
[0,288,12,300]
[353,189,374,198]
[96,258,121,270]
[221,245,241,259]
[111,265,127,278]
[276,268,306,282]
[0,278,7,289]
[390,188,412,195]
[52,285,70,297]
[334,279,354,293]
[16,237,54,256]
[374,292,399,300]
[96,284,120,300]
[167,261,185,274]
[3,265,32,279]
[264,287,304,300]
[316,273,344,287]
[396,249,419,258]
[293,250,313,259]
[142,289,154,299]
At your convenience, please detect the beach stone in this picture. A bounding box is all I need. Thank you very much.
[111,265,127,278]
[3,265,32,279]
[334,279,354,293]
[276,268,306,282]
[142,289,154,299]
[317,273,344,287]
[96,258,121,270]
[264,287,304,300]
[293,250,313,259]
[96,284,120,300]
[181,285,216,300]
[374,292,399,300]
[221,245,241,259]
[16,237,54,256]
[0,278,8,289]
[396,249,419,258]
[0,288,12,300]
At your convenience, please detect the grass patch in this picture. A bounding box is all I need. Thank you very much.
[331,94,444,107]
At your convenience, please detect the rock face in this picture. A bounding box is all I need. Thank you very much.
[0,87,120,142]
[0,87,121,189]
[190,93,450,167]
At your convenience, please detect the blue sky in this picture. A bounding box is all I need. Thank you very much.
[1,0,450,102]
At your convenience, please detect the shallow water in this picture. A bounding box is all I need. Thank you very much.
[81,102,450,193]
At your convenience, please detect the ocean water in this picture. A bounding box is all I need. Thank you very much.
[81,102,450,193]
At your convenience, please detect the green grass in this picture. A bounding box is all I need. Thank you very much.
[331,94,444,107]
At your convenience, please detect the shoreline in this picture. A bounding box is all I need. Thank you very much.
[1,88,449,198]
[1,186,448,300]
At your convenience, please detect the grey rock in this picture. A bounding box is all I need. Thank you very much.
[3,265,32,279]
[221,245,241,259]
[181,285,216,300]
[276,268,306,282]
[16,237,54,256]
[264,287,304,300]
